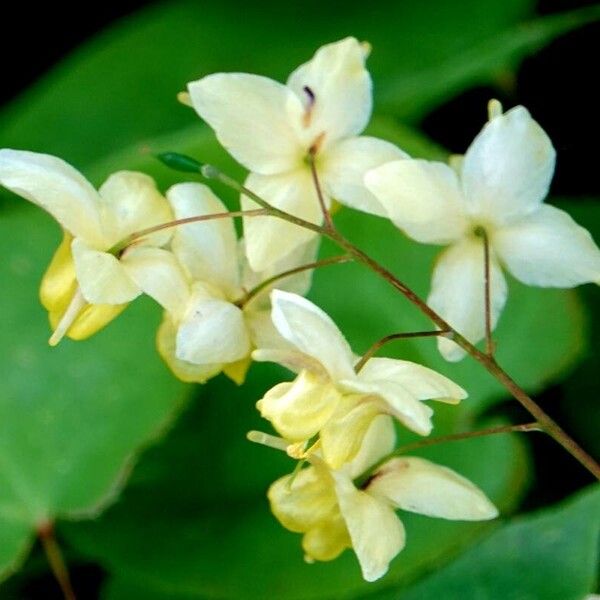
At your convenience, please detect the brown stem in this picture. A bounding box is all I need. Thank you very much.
[357,422,540,488]
[354,329,451,373]
[308,156,335,231]
[37,521,76,600]
[109,208,270,255]
[239,254,353,307]
[194,164,600,480]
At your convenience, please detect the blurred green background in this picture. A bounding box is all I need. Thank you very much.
[0,0,598,598]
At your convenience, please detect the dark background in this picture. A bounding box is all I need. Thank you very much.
[0,1,598,597]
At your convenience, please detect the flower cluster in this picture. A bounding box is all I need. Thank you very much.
[1,36,599,581]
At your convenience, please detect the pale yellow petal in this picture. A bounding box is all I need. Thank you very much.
[368,456,498,521]
[302,514,351,562]
[256,370,341,442]
[71,238,141,305]
[188,73,305,174]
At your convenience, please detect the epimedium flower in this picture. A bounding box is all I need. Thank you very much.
[364,101,600,361]
[129,182,317,384]
[263,414,497,581]
[0,149,173,344]
[186,37,406,271]
[254,290,466,468]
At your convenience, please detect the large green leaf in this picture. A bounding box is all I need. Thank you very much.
[389,484,600,600]
[0,0,589,168]
[0,205,188,578]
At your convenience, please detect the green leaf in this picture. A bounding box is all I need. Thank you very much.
[0,206,188,578]
[387,485,600,600]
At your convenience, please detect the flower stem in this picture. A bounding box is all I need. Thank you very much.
[356,422,540,488]
[110,208,270,255]
[354,329,452,373]
[37,521,76,600]
[477,227,495,356]
[161,157,600,480]
[239,254,353,307]
[307,156,335,231]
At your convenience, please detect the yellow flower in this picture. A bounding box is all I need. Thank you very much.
[255,290,466,468]
[0,149,172,344]
[267,416,497,581]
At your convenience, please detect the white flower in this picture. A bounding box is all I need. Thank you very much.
[365,101,600,361]
[267,416,497,581]
[254,290,466,468]
[130,182,317,384]
[0,149,173,344]
[187,37,406,271]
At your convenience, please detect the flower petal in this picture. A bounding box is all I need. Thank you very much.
[268,465,337,533]
[348,415,396,480]
[270,290,356,381]
[334,473,405,582]
[256,370,342,442]
[167,182,240,296]
[176,287,251,365]
[427,239,507,361]
[71,238,141,304]
[462,106,555,223]
[339,378,434,436]
[493,205,600,287]
[0,149,104,246]
[357,357,467,404]
[98,171,172,248]
[287,37,372,146]
[322,136,408,216]
[121,247,190,318]
[188,73,304,174]
[156,315,223,384]
[368,456,498,521]
[251,348,327,377]
[302,514,351,562]
[242,170,322,271]
[364,159,468,243]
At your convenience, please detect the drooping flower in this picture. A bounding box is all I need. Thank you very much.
[365,101,600,361]
[0,149,173,344]
[265,415,497,581]
[186,37,406,271]
[130,182,317,384]
[254,290,466,468]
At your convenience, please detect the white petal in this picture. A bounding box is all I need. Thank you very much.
[493,205,600,287]
[270,290,356,381]
[176,288,251,365]
[121,247,190,318]
[98,171,172,248]
[167,183,240,295]
[156,314,223,384]
[427,239,507,361]
[462,106,556,223]
[287,37,372,146]
[347,414,396,479]
[188,73,304,174]
[357,357,467,404]
[322,136,408,216]
[251,347,327,377]
[364,159,469,244]
[339,378,434,436]
[0,149,104,246]
[334,473,405,582]
[242,170,322,271]
[71,238,140,304]
[368,456,498,521]
[241,237,320,308]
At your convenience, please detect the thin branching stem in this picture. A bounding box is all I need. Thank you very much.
[307,156,335,231]
[239,254,353,307]
[478,227,495,356]
[354,330,452,373]
[356,422,541,488]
